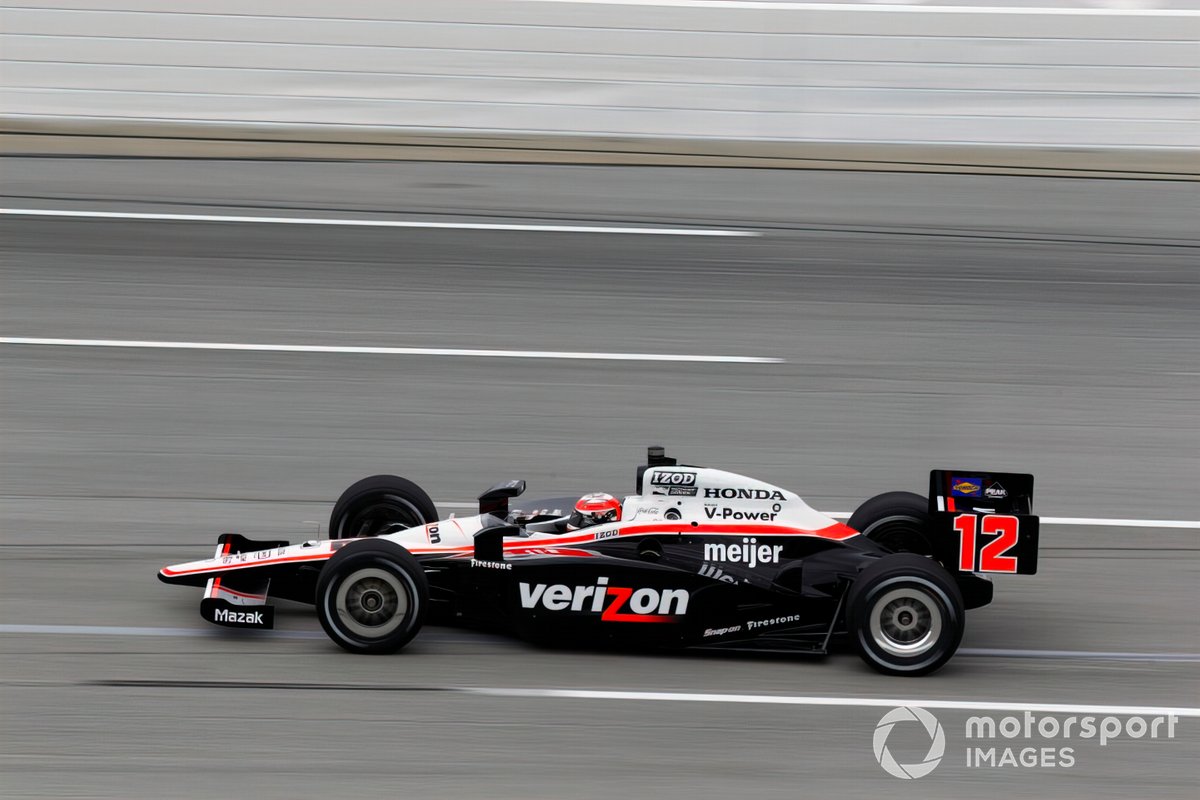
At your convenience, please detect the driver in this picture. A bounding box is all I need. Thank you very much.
[567,492,622,530]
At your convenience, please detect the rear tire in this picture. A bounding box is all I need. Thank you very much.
[847,491,933,556]
[316,540,428,654]
[847,553,964,676]
[330,475,438,539]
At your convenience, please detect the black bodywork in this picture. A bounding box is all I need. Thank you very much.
[404,488,994,655]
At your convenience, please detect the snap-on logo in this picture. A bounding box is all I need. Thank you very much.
[703,488,787,501]
[704,625,742,638]
[518,578,689,622]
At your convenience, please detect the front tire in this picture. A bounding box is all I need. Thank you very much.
[330,474,438,539]
[847,553,964,676]
[316,540,429,654]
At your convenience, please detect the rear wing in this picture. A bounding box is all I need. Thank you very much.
[929,470,1033,516]
[928,470,1039,575]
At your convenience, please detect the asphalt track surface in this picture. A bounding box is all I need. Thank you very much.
[1,159,1198,798]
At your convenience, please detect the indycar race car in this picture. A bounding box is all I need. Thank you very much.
[159,447,1039,675]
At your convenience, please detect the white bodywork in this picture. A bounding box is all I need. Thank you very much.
[160,467,856,582]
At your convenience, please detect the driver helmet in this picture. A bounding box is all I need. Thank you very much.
[568,492,622,530]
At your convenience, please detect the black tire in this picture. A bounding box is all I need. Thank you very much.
[315,540,429,654]
[847,553,964,676]
[847,491,933,556]
[330,475,438,540]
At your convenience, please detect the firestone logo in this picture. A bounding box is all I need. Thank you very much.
[873,707,946,779]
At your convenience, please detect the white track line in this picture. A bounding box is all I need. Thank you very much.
[2,625,1198,664]
[0,208,757,237]
[0,337,783,364]
[2,336,1194,526]
[1036,516,1200,529]
[465,687,1200,718]
[959,647,1200,663]
[524,0,1200,15]
[0,623,323,640]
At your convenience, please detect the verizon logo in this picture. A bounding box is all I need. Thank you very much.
[519,578,689,622]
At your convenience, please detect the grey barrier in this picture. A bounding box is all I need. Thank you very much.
[1,1,1197,176]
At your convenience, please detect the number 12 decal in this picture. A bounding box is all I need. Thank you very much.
[953,514,1020,573]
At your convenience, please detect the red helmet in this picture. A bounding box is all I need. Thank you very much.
[569,492,622,529]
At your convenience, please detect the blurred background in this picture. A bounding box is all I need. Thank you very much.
[2,0,1198,170]
[1,1,1197,798]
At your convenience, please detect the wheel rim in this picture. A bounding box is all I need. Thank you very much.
[339,495,425,538]
[869,586,943,657]
[333,566,410,639]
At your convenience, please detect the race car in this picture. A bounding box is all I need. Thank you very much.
[159,446,1039,676]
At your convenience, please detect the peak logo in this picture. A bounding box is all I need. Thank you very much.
[985,483,1008,499]
[519,578,688,622]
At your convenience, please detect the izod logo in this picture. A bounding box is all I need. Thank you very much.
[650,471,696,487]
